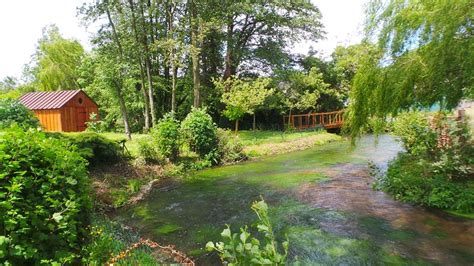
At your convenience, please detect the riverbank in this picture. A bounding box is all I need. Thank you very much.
[89,130,341,209]
[111,135,474,265]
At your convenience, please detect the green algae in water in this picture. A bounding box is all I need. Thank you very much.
[154,224,183,235]
[114,135,472,265]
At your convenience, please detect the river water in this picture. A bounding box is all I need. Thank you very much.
[115,135,474,265]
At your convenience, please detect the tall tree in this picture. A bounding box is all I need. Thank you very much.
[347,0,474,138]
[219,0,324,79]
[30,25,84,91]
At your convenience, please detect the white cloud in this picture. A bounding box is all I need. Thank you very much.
[0,0,367,80]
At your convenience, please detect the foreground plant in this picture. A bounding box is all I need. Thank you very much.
[206,199,288,265]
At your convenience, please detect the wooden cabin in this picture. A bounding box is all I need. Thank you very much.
[19,90,99,132]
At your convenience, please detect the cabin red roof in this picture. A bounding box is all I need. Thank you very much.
[19,90,83,110]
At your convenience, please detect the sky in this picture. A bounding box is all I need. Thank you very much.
[0,0,367,80]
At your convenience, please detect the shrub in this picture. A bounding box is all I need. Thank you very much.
[181,107,218,157]
[66,133,122,166]
[392,111,436,155]
[213,128,247,165]
[137,137,162,164]
[85,112,106,133]
[0,98,39,129]
[0,127,91,265]
[150,112,180,161]
[375,112,474,213]
[377,153,474,213]
[206,199,288,265]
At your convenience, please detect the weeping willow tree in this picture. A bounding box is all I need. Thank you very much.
[347,0,474,138]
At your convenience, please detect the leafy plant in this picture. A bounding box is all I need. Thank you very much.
[181,107,218,157]
[150,112,180,161]
[85,112,105,133]
[137,137,162,164]
[66,133,123,166]
[206,199,288,265]
[392,111,436,155]
[375,112,474,213]
[0,98,40,129]
[0,127,91,265]
[213,128,247,165]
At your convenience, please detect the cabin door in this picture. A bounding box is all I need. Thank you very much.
[76,107,87,131]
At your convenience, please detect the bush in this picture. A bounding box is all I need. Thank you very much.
[392,111,436,155]
[377,153,474,213]
[213,128,247,165]
[66,133,122,166]
[375,111,474,213]
[0,127,91,265]
[0,98,39,129]
[181,107,218,157]
[137,137,162,164]
[206,199,288,265]
[150,112,180,161]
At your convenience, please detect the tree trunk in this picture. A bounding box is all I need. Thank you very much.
[139,62,150,132]
[171,64,177,112]
[253,112,256,131]
[235,119,239,134]
[105,3,131,140]
[139,0,156,126]
[190,0,201,107]
[223,20,234,80]
[128,0,150,132]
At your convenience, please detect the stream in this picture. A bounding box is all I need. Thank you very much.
[114,135,474,265]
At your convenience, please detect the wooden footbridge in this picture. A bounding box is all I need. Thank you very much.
[283,110,345,130]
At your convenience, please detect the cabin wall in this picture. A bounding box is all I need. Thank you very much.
[34,109,62,132]
[61,91,99,132]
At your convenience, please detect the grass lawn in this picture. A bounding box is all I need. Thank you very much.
[236,129,328,146]
[99,129,340,159]
[238,129,342,158]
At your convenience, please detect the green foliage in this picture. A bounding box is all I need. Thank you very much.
[216,77,274,123]
[348,0,473,137]
[0,127,91,265]
[375,112,474,213]
[0,99,40,130]
[66,133,122,166]
[206,199,288,265]
[82,217,157,265]
[85,112,106,133]
[392,112,436,155]
[375,153,474,213]
[181,108,218,157]
[277,67,330,113]
[150,112,180,161]
[137,137,162,164]
[30,25,85,91]
[215,128,247,165]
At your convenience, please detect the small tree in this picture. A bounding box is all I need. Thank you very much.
[278,67,329,128]
[216,77,274,132]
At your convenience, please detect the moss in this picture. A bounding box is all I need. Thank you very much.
[446,210,474,220]
[154,224,183,235]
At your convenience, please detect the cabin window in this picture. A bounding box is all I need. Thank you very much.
[78,97,83,104]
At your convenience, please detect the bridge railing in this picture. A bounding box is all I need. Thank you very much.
[283,110,345,130]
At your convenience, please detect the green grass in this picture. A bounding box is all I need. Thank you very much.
[236,129,326,146]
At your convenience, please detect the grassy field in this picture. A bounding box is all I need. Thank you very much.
[93,130,340,158]
[236,129,328,146]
